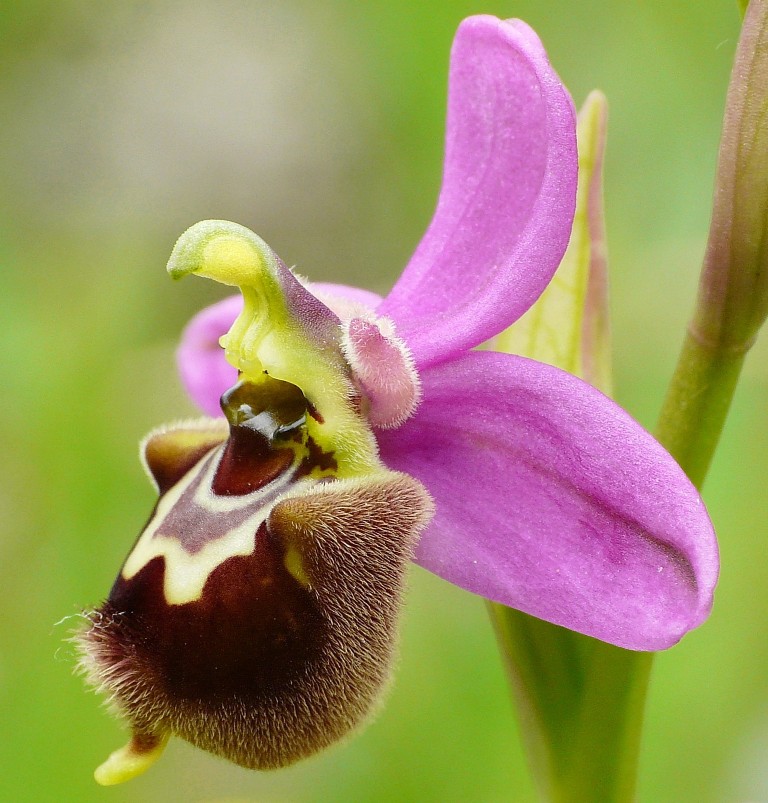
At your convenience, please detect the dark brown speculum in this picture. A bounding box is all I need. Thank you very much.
[78,377,430,771]
[107,523,325,702]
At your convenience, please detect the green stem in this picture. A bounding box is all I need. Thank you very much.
[655,328,747,486]
[489,606,652,803]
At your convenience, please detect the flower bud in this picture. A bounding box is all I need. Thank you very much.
[693,0,768,351]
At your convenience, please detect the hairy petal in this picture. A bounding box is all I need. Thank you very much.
[378,15,578,367]
[78,467,433,776]
[341,316,421,428]
[377,351,719,651]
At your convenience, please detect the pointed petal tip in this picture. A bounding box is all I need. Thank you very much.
[94,732,169,786]
[457,14,548,52]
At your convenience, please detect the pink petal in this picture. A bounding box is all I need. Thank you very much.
[308,282,383,311]
[378,16,578,368]
[177,295,241,417]
[377,351,718,651]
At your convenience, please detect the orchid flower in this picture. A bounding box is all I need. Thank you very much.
[77,15,718,786]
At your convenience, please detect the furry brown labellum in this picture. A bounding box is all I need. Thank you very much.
[77,377,432,783]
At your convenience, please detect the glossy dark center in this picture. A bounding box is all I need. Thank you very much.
[213,378,308,496]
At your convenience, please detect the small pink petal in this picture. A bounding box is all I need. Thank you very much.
[377,351,718,651]
[378,16,578,368]
[342,316,420,428]
[177,295,240,416]
[308,282,383,312]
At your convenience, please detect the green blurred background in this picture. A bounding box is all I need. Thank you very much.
[1,1,766,801]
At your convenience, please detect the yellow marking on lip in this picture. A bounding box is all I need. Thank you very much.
[122,448,308,605]
[284,545,310,588]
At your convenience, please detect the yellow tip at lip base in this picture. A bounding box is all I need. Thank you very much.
[94,731,169,786]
